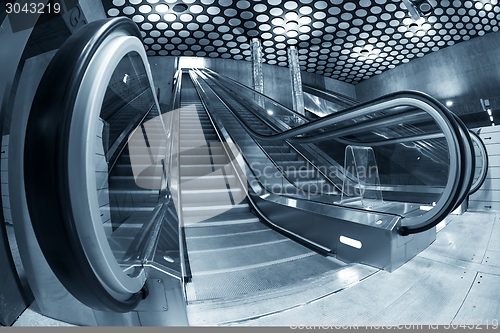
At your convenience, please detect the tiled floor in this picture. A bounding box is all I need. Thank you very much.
[232,211,500,326]
[6,211,500,326]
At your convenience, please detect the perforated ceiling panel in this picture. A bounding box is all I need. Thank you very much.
[103,0,500,84]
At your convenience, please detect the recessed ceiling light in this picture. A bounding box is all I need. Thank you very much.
[446,101,453,107]
[155,4,168,13]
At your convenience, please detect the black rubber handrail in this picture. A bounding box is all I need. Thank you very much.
[468,130,489,195]
[302,84,359,107]
[199,69,456,146]
[24,18,146,312]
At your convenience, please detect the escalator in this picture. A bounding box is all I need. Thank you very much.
[21,18,476,325]
[191,68,475,230]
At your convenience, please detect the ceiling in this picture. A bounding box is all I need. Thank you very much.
[102,0,500,84]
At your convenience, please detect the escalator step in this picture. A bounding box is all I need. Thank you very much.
[184,220,267,238]
[185,228,285,252]
[180,164,228,176]
[182,211,259,227]
[182,203,250,219]
[181,174,239,190]
[181,187,244,204]
[180,154,228,164]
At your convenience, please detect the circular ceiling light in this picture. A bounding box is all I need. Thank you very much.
[155,4,168,13]
[286,20,299,30]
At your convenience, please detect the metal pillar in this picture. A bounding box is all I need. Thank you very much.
[287,46,305,115]
[250,38,265,108]
[251,38,264,94]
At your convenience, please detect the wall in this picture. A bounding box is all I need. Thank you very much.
[145,56,357,109]
[469,126,500,212]
[0,14,39,326]
[202,57,295,105]
[78,0,106,23]
[355,30,500,123]
[354,31,500,212]
[147,56,178,109]
[204,57,357,109]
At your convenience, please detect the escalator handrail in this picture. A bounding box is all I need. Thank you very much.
[197,70,459,146]
[468,130,489,195]
[203,69,461,155]
[202,68,311,124]
[193,69,345,195]
[450,114,475,212]
[199,69,454,197]
[199,70,476,211]
[24,18,149,312]
[107,101,155,171]
[170,70,192,283]
[302,84,359,107]
[191,70,345,197]
[305,86,485,198]
[185,73,343,253]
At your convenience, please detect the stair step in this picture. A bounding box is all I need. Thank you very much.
[181,174,239,190]
[182,187,244,204]
[183,212,259,227]
[179,146,225,155]
[109,206,156,212]
[180,164,228,176]
[182,203,250,219]
[180,154,228,164]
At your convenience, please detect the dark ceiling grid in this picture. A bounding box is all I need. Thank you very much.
[103,0,500,84]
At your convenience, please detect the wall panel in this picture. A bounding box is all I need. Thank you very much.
[355,30,500,127]
[469,126,500,212]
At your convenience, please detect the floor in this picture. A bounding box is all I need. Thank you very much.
[6,210,500,326]
[4,224,73,327]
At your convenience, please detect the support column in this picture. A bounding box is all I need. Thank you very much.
[251,38,264,93]
[250,38,265,108]
[287,46,305,115]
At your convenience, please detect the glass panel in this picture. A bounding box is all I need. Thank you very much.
[97,51,167,275]
[339,145,383,208]
[303,91,347,117]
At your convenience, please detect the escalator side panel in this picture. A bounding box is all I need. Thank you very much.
[24,18,148,313]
